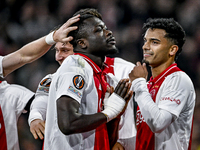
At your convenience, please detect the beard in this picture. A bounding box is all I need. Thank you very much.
[142,58,150,66]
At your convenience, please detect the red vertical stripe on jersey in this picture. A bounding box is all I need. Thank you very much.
[94,57,115,150]
[104,57,115,75]
[74,53,110,150]
[93,70,110,150]
[136,64,181,150]
[0,106,7,150]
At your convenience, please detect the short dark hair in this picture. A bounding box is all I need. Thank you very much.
[143,18,186,61]
[68,8,102,47]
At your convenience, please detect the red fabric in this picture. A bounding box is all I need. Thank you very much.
[0,106,7,150]
[188,117,194,150]
[103,57,115,75]
[74,53,110,150]
[0,81,2,83]
[136,63,181,150]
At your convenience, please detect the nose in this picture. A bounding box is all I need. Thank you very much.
[142,41,150,50]
[106,29,112,36]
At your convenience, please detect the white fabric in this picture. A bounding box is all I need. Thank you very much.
[106,57,136,150]
[0,56,4,78]
[44,55,101,150]
[132,78,173,133]
[28,74,54,125]
[133,71,195,150]
[102,93,126,122]
[0,81,34,150]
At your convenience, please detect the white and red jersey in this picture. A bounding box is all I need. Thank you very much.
[104,57,136,149]
[0,81,34,150]
[133,63,195,150]
[0,56,4,78]
[44,54,110,150]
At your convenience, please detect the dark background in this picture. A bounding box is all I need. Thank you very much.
[0,0,200,149]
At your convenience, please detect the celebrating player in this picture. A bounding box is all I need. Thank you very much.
[43,8,133,150]
[28,42,136,149]
[129,18,195,150]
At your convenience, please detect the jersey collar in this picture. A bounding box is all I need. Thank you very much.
[149,63,180,84]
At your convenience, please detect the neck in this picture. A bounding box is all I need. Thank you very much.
[87,54,105,68]
[151,61,175,78]
[76,52,105,69]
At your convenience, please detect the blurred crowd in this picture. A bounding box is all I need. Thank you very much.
[0,0,200,149]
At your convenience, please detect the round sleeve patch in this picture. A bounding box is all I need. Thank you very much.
[40,78,52,87]
[73,75,85,89]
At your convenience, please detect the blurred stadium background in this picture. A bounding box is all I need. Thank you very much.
[0,0,200,149]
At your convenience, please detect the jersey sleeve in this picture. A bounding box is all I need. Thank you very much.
[0,56,4,78]
[4,83,34,118]
[28,74,53,125]
[132,78,174,133]
[35,74,53,96]
[55,57,86,103]
[158,72,195,117]
[28,94,48,125]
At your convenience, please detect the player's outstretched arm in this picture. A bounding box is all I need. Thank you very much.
[2,14,80,77]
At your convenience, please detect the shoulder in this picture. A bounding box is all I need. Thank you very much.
[58,55,92,75]
[113,57,135,68]
[39,74,53,85]
[62,55,86,66]
[164,71,194,91]
[4,83,34,97]
[36,74,53,94]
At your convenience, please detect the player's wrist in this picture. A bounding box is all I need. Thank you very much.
[45,31,56,45]
[101,93,126,122]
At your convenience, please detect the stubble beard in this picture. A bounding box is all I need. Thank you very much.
[142,58,150,66]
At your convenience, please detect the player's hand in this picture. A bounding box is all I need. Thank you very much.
[114,78,133,101]
[102,79,133,122]
[129,61,148,82]
[53,14,80,43]
[114,78,133,115]
[30,119,45,140]
[112,142,125,150]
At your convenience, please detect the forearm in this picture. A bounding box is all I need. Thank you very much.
[2,36,51,77]
[107,117,120,149]
[28,95,48,125]
[133,78,173,133]
[58,111,107,135]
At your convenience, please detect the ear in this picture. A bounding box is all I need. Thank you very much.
[169,45,178,56]
[77,39,87,49]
